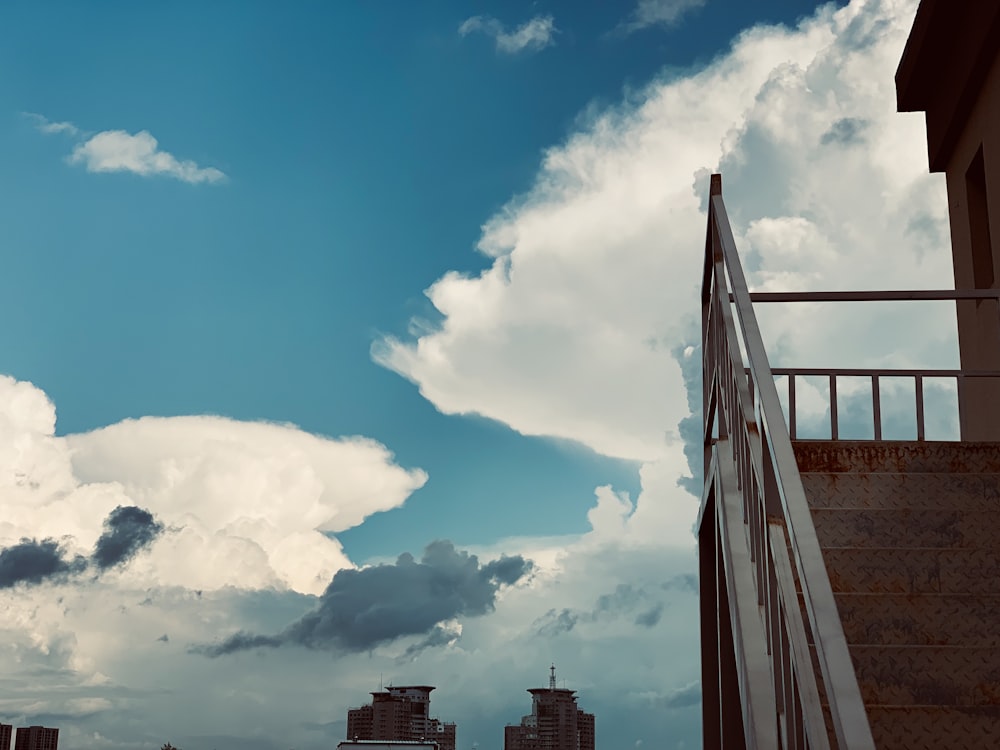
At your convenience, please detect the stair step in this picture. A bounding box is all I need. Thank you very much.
[834,593,1000,646]
[820,547,1000,594]
[866,705,1000,749]
[793,440,1000,474]
[849,645,1000,706]
[800,472,1000,511]
[811,508,1000,548]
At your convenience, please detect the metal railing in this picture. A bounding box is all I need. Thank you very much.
[700,174,875,749]
[769,367,1000,441]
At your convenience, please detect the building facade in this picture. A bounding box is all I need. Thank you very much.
[504,668,595,750]
[346,686,456,750]
[13,727,58,750]
[0,724,11,750]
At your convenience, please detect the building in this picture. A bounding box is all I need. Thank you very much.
[504,667,594,750]
[346,685,456,750]
[0,724,12,750]
[699,0,1000,747]
[896,0,1000,440]
[338,743,438,750]
[13,727,58,750]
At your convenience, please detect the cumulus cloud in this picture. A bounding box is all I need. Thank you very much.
[376,0,946,475]
[194,540,532,656]
[25,113,225,184]
[618,0,706,34]
[68,130,226,183]
[459,15,557,54]
[0,375,427,595]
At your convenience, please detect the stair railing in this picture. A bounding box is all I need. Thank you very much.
[700,174,875,749]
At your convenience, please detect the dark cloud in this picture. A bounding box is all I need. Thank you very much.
[820,117,869,146]
[535,583,673,636]
[594,583,646,613]
[535,608,580,637]
[194,540,532,657]
[0,539,86,588]
[157,634,170,643]
[658,681,701,709]
[0,506,162,589]
[92,505,164,570]
[662,573,697,593]
[398,624,459,662]
[634,604,663,628]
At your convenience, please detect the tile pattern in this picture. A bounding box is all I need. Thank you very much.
[794,440,1000,747]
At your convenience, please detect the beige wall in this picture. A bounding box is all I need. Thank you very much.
[944,47,1000,439]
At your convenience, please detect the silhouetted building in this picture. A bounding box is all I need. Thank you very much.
[504,667,595,750]
[346,685,456,750]
[14,727,58,750]
[0,724,12,750]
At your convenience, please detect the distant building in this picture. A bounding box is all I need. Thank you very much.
[346,685,456,750]
[504,667,595,750]
[0,724,12,750]
[14,727,58,750]
[337,742,438,750]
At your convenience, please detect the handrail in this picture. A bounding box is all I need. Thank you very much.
[739,289,1000,302]
[701,174,876,749]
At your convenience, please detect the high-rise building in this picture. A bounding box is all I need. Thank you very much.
[346,685,456,750]
[14,727,58,750]
[0,724,12,750]
[504,667,595,750]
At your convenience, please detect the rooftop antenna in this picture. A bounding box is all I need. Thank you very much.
[549,664,557,690]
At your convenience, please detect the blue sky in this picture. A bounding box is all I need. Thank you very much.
[0,0,845,560]
[0,1,958,749]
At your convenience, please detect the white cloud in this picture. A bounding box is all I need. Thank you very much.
[618,0,706,34]
[68,129,226,184]
[0,375,426,594]
[377,0,942,470]
[459,15,557,54]
[3,1,951,747]
[23,112,80,136]
[26,113,226,184]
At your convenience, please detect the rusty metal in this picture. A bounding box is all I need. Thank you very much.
[698,174,876,749]
[795,439,1000,743]
[916,376,926,441]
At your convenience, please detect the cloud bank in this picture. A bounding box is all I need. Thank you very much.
[459,15,558,54]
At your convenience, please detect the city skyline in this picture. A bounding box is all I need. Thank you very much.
[0,1,955,748]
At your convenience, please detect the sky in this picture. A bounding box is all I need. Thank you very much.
[0,0,962,748]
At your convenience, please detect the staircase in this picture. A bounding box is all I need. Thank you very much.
[795,440,1000,748]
